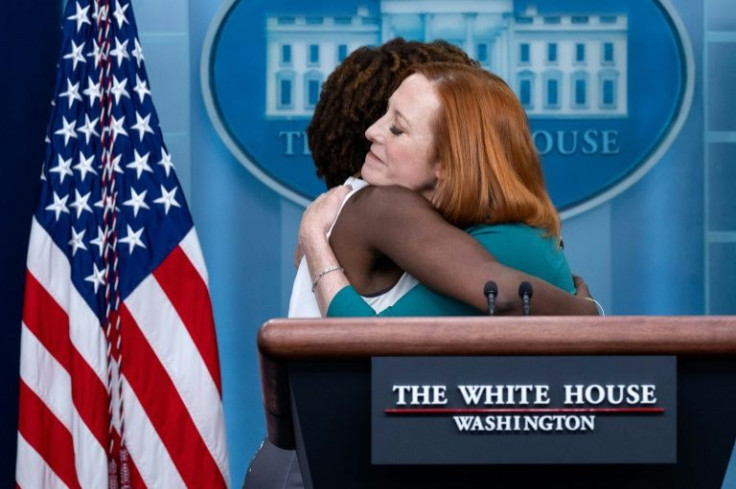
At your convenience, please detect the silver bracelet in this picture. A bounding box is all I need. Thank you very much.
[584,297,606,316]
[312,264,344,292]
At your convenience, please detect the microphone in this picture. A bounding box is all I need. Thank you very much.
[483,281,498,316]
[518,282,533,316]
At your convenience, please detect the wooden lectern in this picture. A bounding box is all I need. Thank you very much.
[258,316,736,488]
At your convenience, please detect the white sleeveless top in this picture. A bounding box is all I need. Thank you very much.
[287,177,419,318]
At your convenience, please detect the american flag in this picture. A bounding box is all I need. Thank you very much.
[16,0,229,487]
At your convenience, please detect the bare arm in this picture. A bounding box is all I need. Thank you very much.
[298,185,352,315]
[301,185,598,316]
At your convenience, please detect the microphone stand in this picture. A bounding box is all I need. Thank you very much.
[518,281,533,316]
[484,281,498,316]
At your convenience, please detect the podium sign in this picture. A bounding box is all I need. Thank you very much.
[372,356,676,465]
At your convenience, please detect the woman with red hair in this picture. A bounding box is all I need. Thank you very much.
[247,55,598,489]
[300,62,586,316]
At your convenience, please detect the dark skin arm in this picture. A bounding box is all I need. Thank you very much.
[302,184,597,316]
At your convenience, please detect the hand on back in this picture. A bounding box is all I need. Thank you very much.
[296,185,353,265]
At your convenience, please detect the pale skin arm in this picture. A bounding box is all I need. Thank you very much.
[300,185,598,317]
[298,185,352,315]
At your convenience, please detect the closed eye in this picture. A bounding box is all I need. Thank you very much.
[390,124,403,136]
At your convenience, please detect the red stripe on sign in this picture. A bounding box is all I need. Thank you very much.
[18,380,82,489]
[23,270,110,449]
[119,304,227,488]
[153,246,222,394]
[385,407,666,415]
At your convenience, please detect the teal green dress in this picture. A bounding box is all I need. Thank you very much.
[327,223,575,317]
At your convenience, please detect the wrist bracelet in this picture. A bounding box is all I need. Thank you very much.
[584,297,606,316]
[312,264,344,292]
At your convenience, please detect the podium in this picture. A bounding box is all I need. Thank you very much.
[258,316,736,488]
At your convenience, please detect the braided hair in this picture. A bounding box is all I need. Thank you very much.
[307,38,479,188]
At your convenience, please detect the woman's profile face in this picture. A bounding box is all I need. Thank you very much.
[361,73,441,201]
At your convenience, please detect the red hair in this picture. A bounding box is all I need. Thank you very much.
[404,63,561,237]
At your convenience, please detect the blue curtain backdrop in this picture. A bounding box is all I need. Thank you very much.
[1,0,734,486]
[0,1,61,486]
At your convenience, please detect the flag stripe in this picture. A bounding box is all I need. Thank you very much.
[18,381,81,489]
[120,378,187,488]
[19,323,107,489]
[23,271,109,450]
[128,451,146,489]
[68,289,107,388]
[22,271,73,373]
[16,433,70,489]
[27,218,107,386]
[70,413,108,489]
[109,429,147,489]
[179,228,209,285]
[153,245,222,392]
[120,303,227,488]
[24,218,72,314]
[126,273,229,481]
[19,323,73,430]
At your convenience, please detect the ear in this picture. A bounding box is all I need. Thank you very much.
[433,159,444,181]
